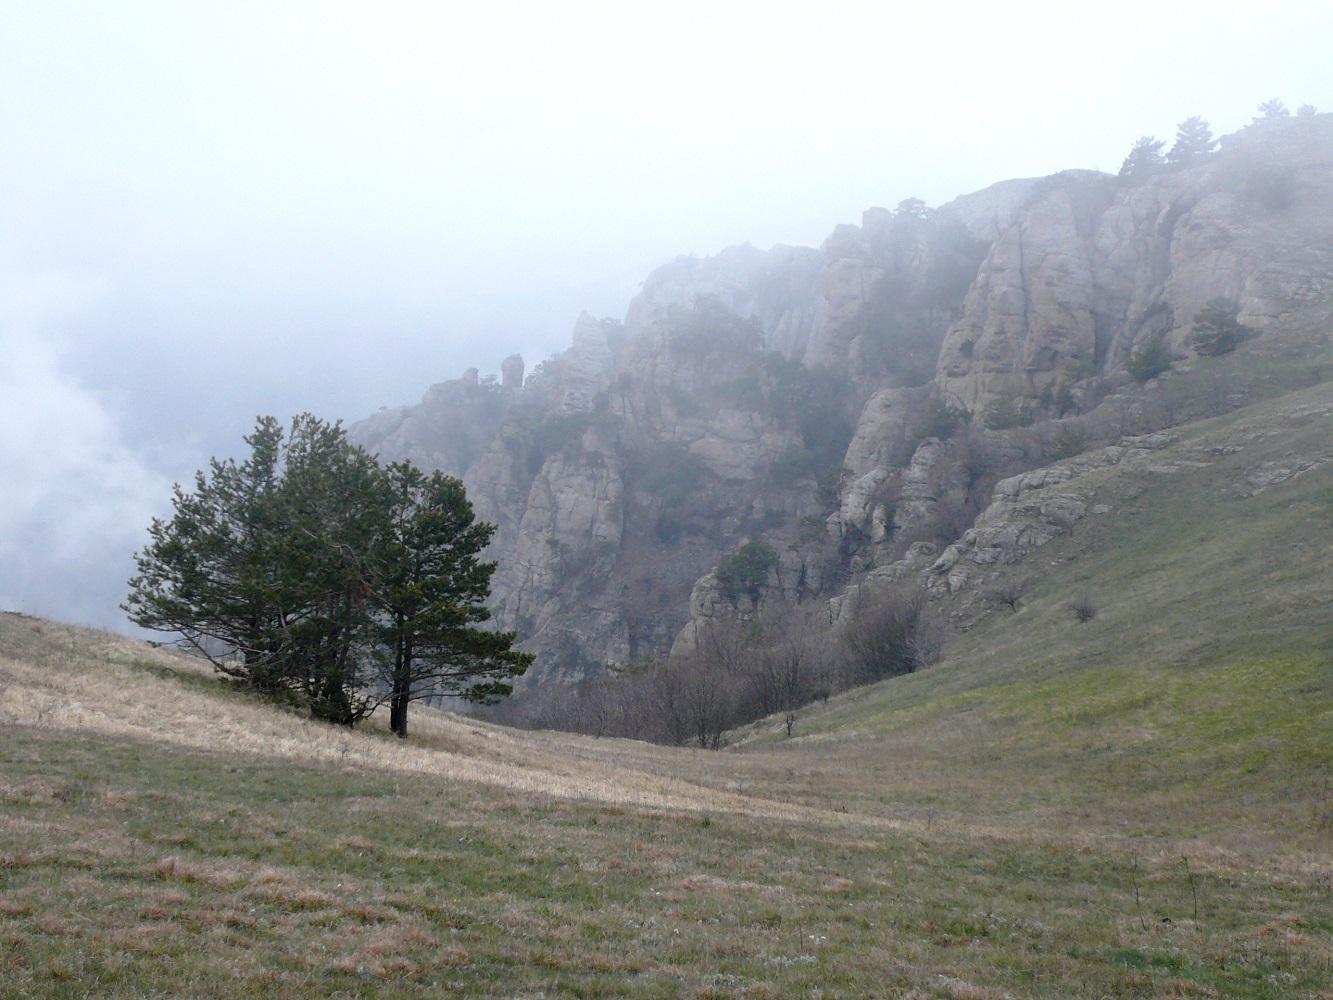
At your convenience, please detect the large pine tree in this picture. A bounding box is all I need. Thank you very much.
[369,462,531,737]
[125,415,529,730]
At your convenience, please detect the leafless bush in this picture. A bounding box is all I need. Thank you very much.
[656,654,742,749]
[838,585,934,686]
[744,604,837,736]
[908,600,950,668]
[492,591,945,746]
[983,576,1028,614]
[1068,595,1098,623]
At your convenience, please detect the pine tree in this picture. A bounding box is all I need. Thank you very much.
[1254,99,1289,121]
[1166,116,1216,168]
[1192,298,1256,356]
[125,415,529,729]
[1126,337,1174,383]
[1119,136,1166,179]
[369,462,531,738]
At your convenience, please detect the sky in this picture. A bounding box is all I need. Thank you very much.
[2,0,1331,630]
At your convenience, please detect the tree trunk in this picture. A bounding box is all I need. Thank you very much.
[390,683,410,738]
[391,633,412,738]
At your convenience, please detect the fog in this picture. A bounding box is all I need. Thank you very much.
[2,0,1330,629]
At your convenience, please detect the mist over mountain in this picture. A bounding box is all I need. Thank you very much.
[348,113,1333,713]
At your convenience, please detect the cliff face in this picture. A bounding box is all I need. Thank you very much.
[352,202,982,683]
[937,115,1333,413]
[351,115,1333,689]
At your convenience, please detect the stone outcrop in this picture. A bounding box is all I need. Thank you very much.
[891,438,970,540]
[550,313,617,414]
[500,354,524,389]
[937,115,1333,414]
[348,368,512,477]
[624,244,827,363]
[938,177,1042,242]
[843,385,931,477]
[937,176,1109,411]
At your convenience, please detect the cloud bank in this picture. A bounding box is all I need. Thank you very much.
[0,286,169,630]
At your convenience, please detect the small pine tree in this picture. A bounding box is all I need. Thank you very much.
[1126,337,1174,383]
[1192,298,1257,356]
[983,395,1034,431]
[894,197,929,220]
[716,539,779,604]
[1119,136,1166,179]
[1254,99,1289,121]
[1166,116,1216,168]
[1296,104,1318,118]
[1049,422,1089,461]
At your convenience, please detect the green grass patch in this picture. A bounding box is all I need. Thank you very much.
[4,722,1330,998]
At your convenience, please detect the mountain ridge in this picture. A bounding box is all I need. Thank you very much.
[350,113,1333,692]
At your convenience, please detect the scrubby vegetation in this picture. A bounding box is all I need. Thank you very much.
[1126,336,1175,383]
[488,585,946,746]
[1192,297,1258,356]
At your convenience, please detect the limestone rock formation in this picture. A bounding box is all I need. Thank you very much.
[349,114,1333,694]
[938,115,1333,414]
[349,368,512,477]
[501,354,524,389]
[843,385,931,477]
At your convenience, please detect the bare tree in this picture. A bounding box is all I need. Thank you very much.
[652,617,755,749]
[908,599,950,669]
[839,585,931,685]
[983,575,1028,614]
[673,656,740,750]
[746,604,835,736]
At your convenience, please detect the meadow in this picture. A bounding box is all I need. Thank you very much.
[3,382,1332,998]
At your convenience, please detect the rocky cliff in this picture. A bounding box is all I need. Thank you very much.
[936,115,1333,413]
[350,114,1333,691]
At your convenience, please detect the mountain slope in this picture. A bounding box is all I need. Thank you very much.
[3,455,1332,1000]
[4,385,1331,992]
[754,378,1333,846]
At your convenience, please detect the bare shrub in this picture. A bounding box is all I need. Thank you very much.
[1068,596,1098,623]
[494,591,944,746]
[929,495,979,548]
[653,616,758,748]
[657,655,739,750]
[744,604,837,736]
[838,586,933,686]
[908,600,950,669]
[983,576,1028,614]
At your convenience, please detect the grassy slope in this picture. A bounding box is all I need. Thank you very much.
[2,383,1332,998]
[771,379,1333,846]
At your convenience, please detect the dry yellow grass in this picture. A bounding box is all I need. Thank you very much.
[0,612,884,828]
[4,610,1332,997]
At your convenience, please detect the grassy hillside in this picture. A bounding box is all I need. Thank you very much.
[2,385,1332,998]
[760,380,1333,844]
